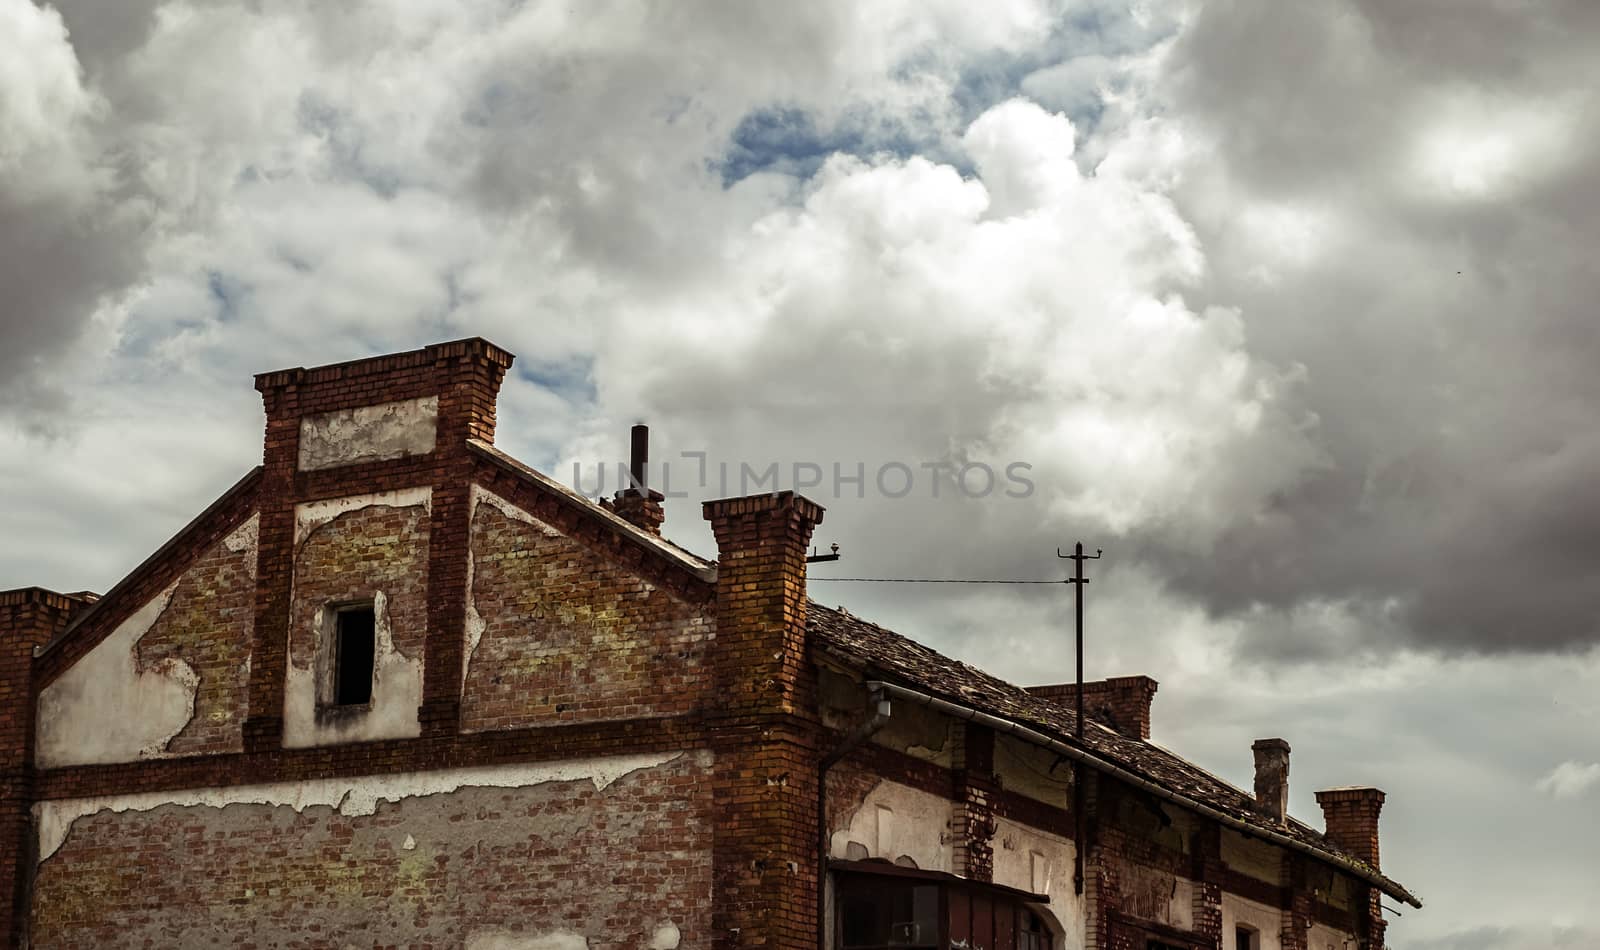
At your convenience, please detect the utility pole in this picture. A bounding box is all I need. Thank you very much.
[1057,542,1101,894]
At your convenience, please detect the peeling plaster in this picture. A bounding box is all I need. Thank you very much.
[462,486,561,687]
[465,931,589,950]
[34,750,685,863]
[293,487,432,546]
[649,923,682,949]
[298,395,438,472]
[224,513,260,554]
[473,484,551,531]
[36,582,199,768]
[829,780,954,874]
[283,590,423,748]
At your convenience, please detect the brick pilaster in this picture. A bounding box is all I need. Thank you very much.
[1191,823,1224,950]
[0,589,85,946]
[243,384,299,751]
[1282,853,1311,950]
[418,341,510,735]
[951,723,998,882]
[703,491,825,950]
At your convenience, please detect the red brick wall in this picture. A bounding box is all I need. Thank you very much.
[134,520,258,756]
[461,493,712,732]
[30,752,713,949]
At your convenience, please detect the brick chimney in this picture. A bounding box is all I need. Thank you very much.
[1315,786,1384,869]
[1316,786,1388,949]
[1251,738,1291,825]
[703,490,824,716]
[0,588,91,945]
[1025,675,1158,740]
[702,490,825,950]
[605,424,665,536]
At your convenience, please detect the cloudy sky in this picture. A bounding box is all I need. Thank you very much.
[4,0,1598,944]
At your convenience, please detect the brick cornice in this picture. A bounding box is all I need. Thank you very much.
[35,713,706,802]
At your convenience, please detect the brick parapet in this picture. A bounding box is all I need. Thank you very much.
[245,338,512,747]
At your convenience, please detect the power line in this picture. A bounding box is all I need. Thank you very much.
[811,576,1065,585]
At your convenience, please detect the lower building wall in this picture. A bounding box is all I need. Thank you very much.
[28,751,713,949]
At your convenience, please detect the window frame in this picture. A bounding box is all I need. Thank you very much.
[323,601,377,709]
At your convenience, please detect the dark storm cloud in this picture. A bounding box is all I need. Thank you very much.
[0,0,151,425]
[1129,0,1600,654]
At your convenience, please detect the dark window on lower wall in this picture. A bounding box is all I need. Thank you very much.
[840,881,939,949]
[333,605,376,706]
[835,872,1052,950]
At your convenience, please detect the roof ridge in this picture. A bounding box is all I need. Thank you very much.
[467,439,715,582]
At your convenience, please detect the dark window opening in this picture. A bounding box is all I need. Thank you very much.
[333,606,375,706]
[1235,927,1258,950]
[1019,910,1050,950]
[840,882,939,949]
[835,870,1052,950]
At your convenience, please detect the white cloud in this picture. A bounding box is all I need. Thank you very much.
[1537,761,1600,801]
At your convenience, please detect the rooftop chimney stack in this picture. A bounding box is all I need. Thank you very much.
[1025,675,1158,740]
[1315,786,1385,869]
[608,423,665,536]
[1252,738,1291,825]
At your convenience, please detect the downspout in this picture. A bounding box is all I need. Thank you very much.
[864,679,1423,910]
[818,684,892,950]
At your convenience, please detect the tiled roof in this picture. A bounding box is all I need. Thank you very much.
[808,602,1420,908]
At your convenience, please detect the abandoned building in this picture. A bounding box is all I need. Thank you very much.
[0,338,1418,949]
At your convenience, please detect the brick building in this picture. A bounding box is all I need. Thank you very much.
[0,339,1418,949]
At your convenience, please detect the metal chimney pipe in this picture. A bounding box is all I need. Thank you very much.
[629,423,648,492]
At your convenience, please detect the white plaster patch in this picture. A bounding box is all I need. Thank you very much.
[830,780,954,874]
[223,513,260,554]
[401,834,416,851]
[1222,892,1286,950]
[472,484,556,533]
[34,750,687,863]
[293,487,432,547]
[648,923,681,950]
[298,395,438,472]
[283,591,424,749]
[991,816,1083,947]
[36,583,199,768]
[465,931,589,950]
